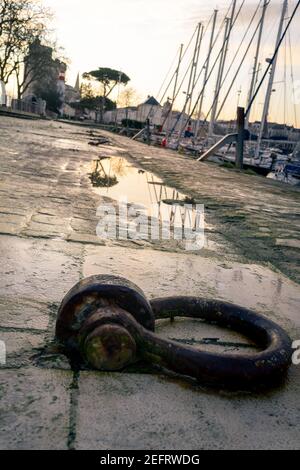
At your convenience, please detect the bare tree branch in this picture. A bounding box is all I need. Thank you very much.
[0,0,53,86]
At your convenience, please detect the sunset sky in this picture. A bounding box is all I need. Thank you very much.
[43,0,300,125]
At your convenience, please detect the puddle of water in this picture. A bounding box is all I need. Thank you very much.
[89,156,185,206]
[88,156,207,245]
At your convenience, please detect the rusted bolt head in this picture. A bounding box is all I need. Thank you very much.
[83,323,136,370]
[55,274,155,355]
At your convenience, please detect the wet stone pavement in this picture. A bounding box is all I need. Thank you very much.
[0,116,299,449]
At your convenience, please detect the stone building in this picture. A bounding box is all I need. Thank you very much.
[22,38,67,115]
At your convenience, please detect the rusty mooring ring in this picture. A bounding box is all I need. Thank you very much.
[55,275,292,389]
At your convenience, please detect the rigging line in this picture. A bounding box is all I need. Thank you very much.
[165,2,236,136]
[288,28,298,128]
[145,47,183,122]
[159,56,191,106]
[158,28,199,104]
[218,1,262,100]
[215,2,263,121]
[157,47,182,102]
[249,61,261,133]
[181,0,246,133]
[160,4,233,132]
[159,52,197,130]
[160,55,195,131]
[192,0,243,99]
[158,23,199,102]
[181,23,200,60]
[145,25,199,122]
[209,0,235,49]
[160,16,214,133]
[169,15,213,98]
[186,24,204,117]
[201,0,261,127]
[245,0,300,117]
[194,0,235,77]
[201,9,213,36]
[172,0,246,138]
[284,20,287,128]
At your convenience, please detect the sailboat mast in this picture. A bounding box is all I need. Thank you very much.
[172,44,184,108]
[165,43,184,137]
[195,9,218,138]
[188,24,203,116]
[209,0,237,137]
[245,0,268,129]
[255,0,288,159]
[208,18,230,136]
[177,22,202,140]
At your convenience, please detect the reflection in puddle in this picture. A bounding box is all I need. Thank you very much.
[89,158,118,188]
[89,156,206,248]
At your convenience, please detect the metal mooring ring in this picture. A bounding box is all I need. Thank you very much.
[55,275,292,390]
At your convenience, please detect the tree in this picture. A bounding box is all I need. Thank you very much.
[0,0,51,85]
[78,79,116,113]
[72,96,116,112]
[83,68,130,99]
[118,87,140,108]
[81,96,116,111]
[80,81,94,100]
[83,67,130,121]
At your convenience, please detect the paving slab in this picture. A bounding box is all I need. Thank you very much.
[0,330,45,367]
[0,367,72,450]
[0,235,82,303]
[0,297,49,330]
[76,369,300,450]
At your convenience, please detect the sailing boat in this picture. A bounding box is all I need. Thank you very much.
[131,0,299,184]
[267,141,300,185]
[192,0,299,183]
